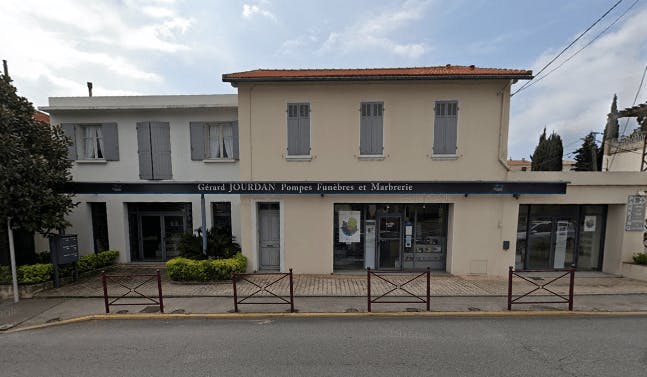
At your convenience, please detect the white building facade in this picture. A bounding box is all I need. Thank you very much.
[39,95,241,263]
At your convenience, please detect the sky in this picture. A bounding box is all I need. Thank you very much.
[1,0,646,160]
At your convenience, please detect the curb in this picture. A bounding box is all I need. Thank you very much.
[7,310,647,333]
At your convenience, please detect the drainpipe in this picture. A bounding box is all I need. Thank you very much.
[248,84,256,180]
[201,194,207,256]
[498,81,512,172]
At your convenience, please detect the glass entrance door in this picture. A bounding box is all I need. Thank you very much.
[138,214,187,261]
[377,215,402,269]
[140,215,162,261]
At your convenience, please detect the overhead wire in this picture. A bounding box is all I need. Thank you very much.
[511,0,624,97]
[518,0,640,93]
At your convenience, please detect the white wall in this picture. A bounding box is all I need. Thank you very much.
[38,96,242,261]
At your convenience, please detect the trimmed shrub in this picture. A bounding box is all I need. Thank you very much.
[77,250,120,274]
[166,252,247,281]
[17,263,54,284]
[0,265,11,284]
[0,250,120,285]
[178,227,240,260]
[633,253,647,265]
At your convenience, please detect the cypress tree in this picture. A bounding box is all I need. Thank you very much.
[573,132,599,171]
[531,128,563,171]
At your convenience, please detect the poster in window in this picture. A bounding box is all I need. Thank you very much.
[584,215,596,232]
[339,211,361,243]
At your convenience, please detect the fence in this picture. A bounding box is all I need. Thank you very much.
[507,266,575,311]
[101,270,164,314]
[232,269,294,313]
[367,267,430,312]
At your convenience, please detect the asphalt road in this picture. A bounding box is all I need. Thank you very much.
[1,316,646,377]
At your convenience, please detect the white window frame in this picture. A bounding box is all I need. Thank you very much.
[77,124,104,160]
[206,122,234,160]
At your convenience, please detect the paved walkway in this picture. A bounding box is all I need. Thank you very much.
[3,265,647,332]
[33,264,647,298]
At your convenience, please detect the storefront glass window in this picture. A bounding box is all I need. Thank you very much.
[333,203,448,271]
[515,204,606,270]
[333,204,366,270]
[578,205,606,270]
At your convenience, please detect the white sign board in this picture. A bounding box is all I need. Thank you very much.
[626,195,646,231]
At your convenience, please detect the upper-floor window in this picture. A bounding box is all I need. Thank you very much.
[208,123,234,159]
[287,103,310,156]
[190,121,239,161]
[360,102,384,156]
[79,125,104,159]
[433,101,458,156]
[61,123,119,161]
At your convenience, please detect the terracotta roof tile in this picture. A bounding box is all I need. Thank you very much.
[33,110,50,124]
[223,65,532,83]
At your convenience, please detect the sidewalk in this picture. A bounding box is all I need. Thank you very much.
[2,265,647,332]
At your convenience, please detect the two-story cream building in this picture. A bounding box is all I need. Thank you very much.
[38,95,241,263]
[222,66,646,276]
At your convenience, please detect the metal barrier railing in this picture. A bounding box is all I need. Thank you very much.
[101,270,164,314]
[232,269,294,313]
[507,266,575,311]
[367,267,430,312]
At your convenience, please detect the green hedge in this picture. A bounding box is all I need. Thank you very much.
[0,264,52,284]
[166,252,247,281]
[17,264,54,284]
[634,253,647,265]
[0,250,120,285]
[0,265,11,284]
[77,250,120,273]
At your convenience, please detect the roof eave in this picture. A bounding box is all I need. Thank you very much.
[222,74,533,84]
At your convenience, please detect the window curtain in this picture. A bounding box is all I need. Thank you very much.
[209,124,221,158]
[83,126,95,158]
[95,126,104,158]
[222,124,233,159]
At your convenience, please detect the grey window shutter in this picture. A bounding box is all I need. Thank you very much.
[298,104,310,155]
[360,104,370,155]
[372,103,383,154]
[136,122,153,179]
[445,110,457,154]
[231,121,239,160]
[287,104,299,155]
[150,121,172,180]
[433,101,457,155]
[360,103,383,155]
[101,122,119,161]
[189,122,205,161]
[61,123,77,160]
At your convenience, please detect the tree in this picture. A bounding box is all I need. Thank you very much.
[0,70,75,247]
[573,132,599,171]
[531,128,563,171]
